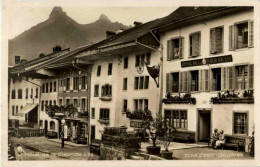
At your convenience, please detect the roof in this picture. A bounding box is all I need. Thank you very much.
[154,6,253,32]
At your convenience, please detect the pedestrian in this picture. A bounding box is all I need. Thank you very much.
[211,128,219,149]
[16,144,25,160]
[215,130,225,149]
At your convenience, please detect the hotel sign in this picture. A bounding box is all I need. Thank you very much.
[130,120,147,128]
[181,55,232,68]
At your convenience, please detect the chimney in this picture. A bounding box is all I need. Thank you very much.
[15,56,20,64]
[134,21,143,27]
[106,31,116,38]
[53,45,62,53]
[39,53,45,58]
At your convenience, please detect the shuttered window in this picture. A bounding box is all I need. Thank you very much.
[229,25,234,50]
[248,64,254,90]
[179,72,183,92]
[228,67,234,90]
[167,37,184,61]
[166,73,170,93]
[221,67,228,91]
[248,20,254,47]
[190,32,200,57]
[184,71,189,92]
[204,69,210,91]
[210,27,223,54]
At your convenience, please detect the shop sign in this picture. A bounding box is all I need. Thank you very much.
[181,55,232,68]
[130,120,146,128]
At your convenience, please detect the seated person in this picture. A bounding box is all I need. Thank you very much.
[215,130,225,149]
[211,128,219,148]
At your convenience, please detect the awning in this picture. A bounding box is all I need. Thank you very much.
[17,104,38,116]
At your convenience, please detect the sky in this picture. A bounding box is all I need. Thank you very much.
[3,1,177,39]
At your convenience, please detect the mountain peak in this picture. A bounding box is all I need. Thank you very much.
[99,14,110,21]
[49,6,67,18]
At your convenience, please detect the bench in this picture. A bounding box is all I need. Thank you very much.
[221,135,246,151]
[171,130,195,143]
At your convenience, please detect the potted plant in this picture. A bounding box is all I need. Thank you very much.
[145,113,168,156]
[161,127,175,159]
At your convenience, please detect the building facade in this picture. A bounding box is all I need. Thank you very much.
[159,7,254,141]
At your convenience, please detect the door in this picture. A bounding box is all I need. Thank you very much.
[44,120,48,134]
[91,125,95,143]
[198,110,211,142]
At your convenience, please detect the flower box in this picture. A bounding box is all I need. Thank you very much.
[98,119,110,125]
[99,96,112,101]
[211,98,254,104]
[162,98,196,105]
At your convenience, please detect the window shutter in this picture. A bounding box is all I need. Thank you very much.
[187,71,191,92]
[248,64,254,89]
[215,28,223,53]
[70,77,73,90]
[204,69,210,91]
[166,73,170,93]
[248,20,254,47]
[192,34,200,57]
[210,29,216,54]
[221,67,227,91]
[167,40,172,61]
[179,72,183,92]
[79,77,82,90]
[229,25,234,51]
[199,70,204,91]
[227,67,234,90]
[63,79,66,91]
[179,37,184,59]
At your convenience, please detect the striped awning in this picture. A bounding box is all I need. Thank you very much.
[17,104,38,116]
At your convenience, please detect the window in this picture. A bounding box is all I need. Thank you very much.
[25,89,28,99]
[237,22,248,49]
[108,63,113,75]
[49,100,52,106]
[233,112,248,135]
[54,81,57,92]
[236,65,248,90]
[73,99,78,108]
[101,84,112,97]
[54,100,56,106]
[167,37,184,60]
[135,53,151,66]
[45,101,48,108]
[41,101,44,111]
[134,99,148,110]
[15,56,20,64]
[13,78,16,84]
[35,88,38,98]
[12,106,15,115]
[11,90,16,99]
[91,108,95,119]
[20,106,23,110]
[167,72,179,93]
[42,83,45,93]
[16,106,19,114]
[50,82,53,92]
[134,76,149,90]
[189,32,200,57]
[97,65,101,76]
[50,121,55,130]
[190,70,199,92]
[46,83,49,93]
[73,77,79,90]
[66,99,70,106]
[18,89,22,99]
[124,57,128,69]
[94,85,99,97]
[210,27,223,54]
[40,120,43,127]
[81,99,86,112]
[66,78,70,90]
[165,110,187,129]
[211,68,221,91]
[123,78,127,90]
[123,100,127,112]
[59,80,63,92]
[100,109,109,120]
[59,99,63,106]
[31,89,33,98]
[81,76,87,89]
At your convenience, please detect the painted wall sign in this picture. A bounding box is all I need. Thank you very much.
[130,120,146,128]
[181,55,232,68]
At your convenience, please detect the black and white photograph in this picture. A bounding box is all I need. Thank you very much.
[1,0,260,166]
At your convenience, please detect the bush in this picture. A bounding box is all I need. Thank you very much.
[46,131,58,139]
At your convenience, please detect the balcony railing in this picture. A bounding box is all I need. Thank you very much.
[99,96,112,101]
[98,119,110,125]
[162,92,196,105]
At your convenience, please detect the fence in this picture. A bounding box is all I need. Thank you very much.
[18,129,45,138]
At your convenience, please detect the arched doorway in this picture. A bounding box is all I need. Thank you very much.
[44,120,48,134]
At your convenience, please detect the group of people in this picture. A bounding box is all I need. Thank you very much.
[211,128,225,149]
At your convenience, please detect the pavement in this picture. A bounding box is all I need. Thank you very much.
[47,138,87,147]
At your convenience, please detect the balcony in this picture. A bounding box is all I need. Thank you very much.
[211,90,254,104]
[162,92,196,105]
[98,119,110,125]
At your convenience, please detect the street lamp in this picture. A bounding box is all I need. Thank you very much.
[61,119,66,148]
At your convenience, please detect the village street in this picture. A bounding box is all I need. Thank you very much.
[9,137,253,160]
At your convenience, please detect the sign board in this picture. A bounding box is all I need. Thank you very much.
[181,55,232,68]
[64,125,68,139]
[130,120,146,128]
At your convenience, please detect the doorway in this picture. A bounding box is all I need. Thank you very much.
[197,109,211,142]
[91,125,95,143]
[44,120,48,134]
